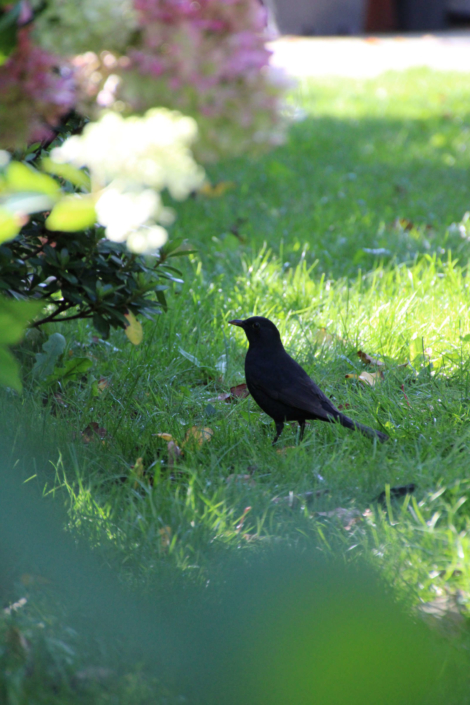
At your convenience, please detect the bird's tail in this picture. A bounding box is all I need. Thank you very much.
[338,413,389,443]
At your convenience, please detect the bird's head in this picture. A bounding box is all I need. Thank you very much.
[229,316,282,348]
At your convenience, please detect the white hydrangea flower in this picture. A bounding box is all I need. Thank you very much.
[95,187,159,243]
[34,0,138,56]
[52,108,204,253]
[52,109,204,198]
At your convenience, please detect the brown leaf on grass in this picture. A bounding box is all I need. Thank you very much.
[357,350,385,367]
[53,392,67,407]
[154,433,184,466]
[230,382,249,399]
[393,217,415,231]
[198,180,235,198]
[168,440,183,467]
[315,507,362,530]
[159,526,172,550]
[81,422,108,443]
[345,371,384,387]
[97,377,109,392]
[209,382,250,403]
[183,426,213,446]
[235,506,252,532]
[337,403,351,410]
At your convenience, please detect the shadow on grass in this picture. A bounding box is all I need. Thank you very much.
[175,106,470,277]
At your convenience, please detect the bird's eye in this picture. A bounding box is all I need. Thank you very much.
[252,321,260,330]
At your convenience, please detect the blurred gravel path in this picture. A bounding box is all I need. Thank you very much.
[268,32,470,77]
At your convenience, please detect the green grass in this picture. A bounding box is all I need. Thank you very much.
[4,68,470,702]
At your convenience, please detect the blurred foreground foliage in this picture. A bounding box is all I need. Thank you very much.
[0,445,464,704]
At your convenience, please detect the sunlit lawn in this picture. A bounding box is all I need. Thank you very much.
[4,68,470,702]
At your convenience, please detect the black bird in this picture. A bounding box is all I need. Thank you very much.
[229,316,388,444]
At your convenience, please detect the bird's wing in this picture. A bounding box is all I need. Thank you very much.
[248,354,340,421]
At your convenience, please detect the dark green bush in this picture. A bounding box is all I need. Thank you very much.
[0,215,189,338]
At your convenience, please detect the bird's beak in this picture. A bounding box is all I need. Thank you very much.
[229,319,245,328]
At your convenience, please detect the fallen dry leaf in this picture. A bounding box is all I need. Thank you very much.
[155,432,175,442]
[235,506,252,532]
[357,350,385,367]
[53,392,67,407]
[124,311,143,345]
[230,382,249,399]
[159,525,172,550]
[168,440,183,467]
[393,217,415,231]
[198,180,235,198]
[81,422,108,443]
[345,370,384,387]
[183,426,213,446]
[209,382,250,404]
[97,377,109,392]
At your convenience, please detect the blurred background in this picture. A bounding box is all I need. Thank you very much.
[264,0,470,35]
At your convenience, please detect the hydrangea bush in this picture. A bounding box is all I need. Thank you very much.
[0,0,287,339]
[0,0,286,160]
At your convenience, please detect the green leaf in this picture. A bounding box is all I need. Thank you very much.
[6,161,60,196]
[42,158,91,191]
[0,206,20,244]
[93,314,110,339]
[46,196,96,232]
[0,296,43,346]
[46,356,93,385]
[0,296,43,392]
[0,345,21,391]
[33,333,66,378]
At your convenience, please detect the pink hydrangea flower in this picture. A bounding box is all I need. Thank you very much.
[116,0,286,161]
[0,28,76,149]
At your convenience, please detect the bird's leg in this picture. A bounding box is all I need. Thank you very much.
[298,421,306,442]
[272,421,284,445]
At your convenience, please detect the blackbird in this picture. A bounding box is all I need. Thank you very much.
[229,316,388,444]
